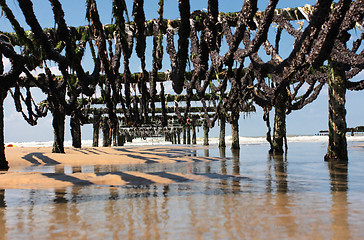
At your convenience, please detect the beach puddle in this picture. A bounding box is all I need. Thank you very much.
[1,142,364,239]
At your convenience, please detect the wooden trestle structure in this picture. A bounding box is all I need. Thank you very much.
[76,89,255,147]
[0,0,363,171]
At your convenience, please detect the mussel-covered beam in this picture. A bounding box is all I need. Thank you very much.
[2,5,317,46]
[20,68,232,88]
[86,106,217,114]
[88,93,221,105]
[86,114,209,125]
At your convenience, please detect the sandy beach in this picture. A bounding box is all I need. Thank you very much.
[1,142,364,239]
[1,145,215,189]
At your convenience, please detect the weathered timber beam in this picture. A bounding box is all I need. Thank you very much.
[85,114,211,125]
[2,5,322,46]
[87,93,221,105]
[17,67,231,87]
[86,106,216,114]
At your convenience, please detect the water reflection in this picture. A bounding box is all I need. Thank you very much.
[219,148,227,175]
[231,148,240,175]
[271,153,288,193]
[1,143,364,239]
[328,161,350,239]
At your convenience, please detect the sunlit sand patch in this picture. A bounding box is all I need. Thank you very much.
[0,172,74,189]
[1,145,229,189]
[5,146,212,169]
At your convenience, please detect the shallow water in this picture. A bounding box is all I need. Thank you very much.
[1,142,364,239]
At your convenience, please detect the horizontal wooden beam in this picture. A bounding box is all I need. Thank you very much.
[2,5,316,45]
[86,106,217,115]
[87,93,222,105]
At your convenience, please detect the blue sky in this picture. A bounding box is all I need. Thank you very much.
[1,0,363,143]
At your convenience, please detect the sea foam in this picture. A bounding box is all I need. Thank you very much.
[6,135,364,148]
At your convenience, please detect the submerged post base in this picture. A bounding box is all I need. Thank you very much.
[324,151,348,162]
[0,160,9,171]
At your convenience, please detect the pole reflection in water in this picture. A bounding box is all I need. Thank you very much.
[328,161,350,239]
[231,148,240,176]
[0,143,364,239]
[268,153,298,237]
[219,147,227,175]
[270,153,288,193]
[231,149,241,192]
[0,190,6,237]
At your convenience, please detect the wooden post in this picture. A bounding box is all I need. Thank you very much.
[187,125,191,144]
[0,89,9,170]
[102,118,111,147]
[219,114,226,148]
[203,119,209,146]
[117,131,125,146]
[231,112,240,150]
[70,114,81,148]
[112,123,118,147]
[126,131,133,143]
[171,131,175,144]
[272,89,287,154]
[177,129,181,144]
[92,114,100,147]
[52,108,65,153]
[174,130,178,144]
[183,126,187,144]
[325,60,348,162]
[192,122,197,145]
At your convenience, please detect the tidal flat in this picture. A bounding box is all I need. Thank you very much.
[1,141,364,239]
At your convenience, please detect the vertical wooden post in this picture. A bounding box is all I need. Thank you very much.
[219,114,226,148]
[0,89,9,170]
[231,112,240,150]
[102,118,111,147]
[325,60,348,162]
[126,131,133,143]
[52,108,65,153]
[177,129,181,144]
[187,125,191,144]
[174,130,178,144]
[92,114,100,147]
[171,130,176,144]
[183,126,187,144]
[70,114,81,148]
[117,130,125,146]
[192,122,197,145]
[112,122,118,147]
[272,89,287,154]
[203,119,209,146]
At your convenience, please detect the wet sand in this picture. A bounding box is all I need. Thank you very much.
[1,142,364,239]
[2,146,214,189]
